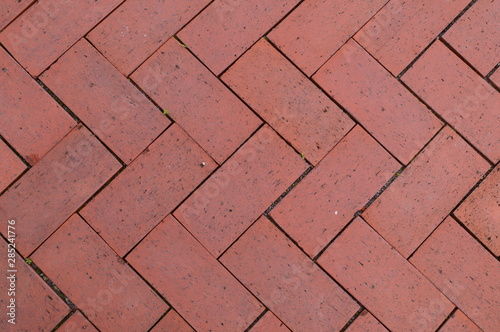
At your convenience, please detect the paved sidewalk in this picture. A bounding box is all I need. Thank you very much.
[0,0,499,331]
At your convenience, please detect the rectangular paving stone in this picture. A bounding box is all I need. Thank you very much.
[0,0,123,76]
[0,254,70,331]
[410,217,500,331]
[127,215,264,332]
[220,216,359,332]
[439,310,482,332]
[131,38,261,164]
[345,310,388,332]
[0,125,121,256]
[454,165,499,256]
[57,311,98,332]
[354,0,470,75]
[177,0,300,75]
[443,0,500,76]
[40,39,170,164]
[318,217,454,332]
[402,41,500,163]
[174,125,308,257]
[31,214,168,332]
[150,310,194,332]
[0,0,35,31]
[270,125,400,257]
[491,67,500,87]
[250,311,290,332]
[222,38,354,165]
[0,47,76,165]
[313,39,442,165]
[268,0,387,76]
[80,124,217,257]
[87,0,211,76]
[363,126,490,258]
[0,139,26,193]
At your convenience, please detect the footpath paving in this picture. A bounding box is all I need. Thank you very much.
[0,0,498,331]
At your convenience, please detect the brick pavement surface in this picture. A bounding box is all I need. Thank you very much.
[0,0,498,331]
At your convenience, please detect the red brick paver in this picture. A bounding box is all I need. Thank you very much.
[0,47,76,165]
[177,0,300,75]
[345,310,388,332]
[250,311,290,332]
[0,0,122,76]
[132,38,261,164]
[87,0,211,76]
[175,125,308,257]
[318,217,454,332]
[268,0,387,76]
[0,140,26,193]
[220,216,359,332]
[0,0,34,31]
[1,0,498,330]
[410,217,500,331]
[0,257,70,331]
[0,125,121,256]
[32,214,168,331]
[363,126,490,258]
[354,0,471,75]
[223,38,354,165]
[57,311,98,332]
[80,124,216,257]
[438,310,482,332]
[314,39,442,164]
[270,125,400,257]
[150,310,194,332]
[403,40,500,162]
[127,215,264,332]
[443,0,500,76]
[454,165,499,256]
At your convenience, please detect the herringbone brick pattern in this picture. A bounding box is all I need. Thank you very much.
[0,0,498,331]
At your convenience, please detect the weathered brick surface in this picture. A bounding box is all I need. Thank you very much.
[87,0,211,76]
[443,0,500,75]
[177,0,301,74]
[41,39,170,164]
[175,125,308,257]
[403,41,500,162]
[0,47,76,165]
[270,125,400,257]
[0,0,122,76]
[57,311,98,332]
[220,216,359,332]
[0,0,35,31]
[250,311,290,332]
[132,38,261,164]
[354,0,471,75]
[363,126,490,257]
[345,310,388,332]
[269,0,387,76]
[438,310,482,332]
[314,39,442,164]
[1,0,497,329]
[127,215,264,332]
[0,140,26,193]
[0,125,121,256]
[318,217,454,332]
[410,217,500,331]
[32,214,168,331]
[454,165,499,256]
[150,310,194,332]
[80,124,216,257]
[223,38,354,165]
[0,256,70,331]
